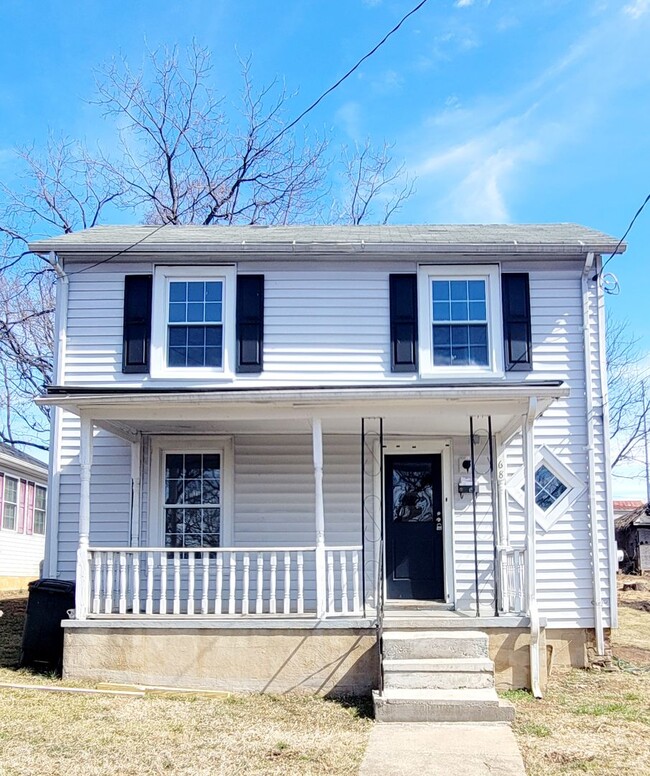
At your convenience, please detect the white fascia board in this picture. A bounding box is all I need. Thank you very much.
[0,451,48,482]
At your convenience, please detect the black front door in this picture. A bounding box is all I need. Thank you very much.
[385,454,444,600]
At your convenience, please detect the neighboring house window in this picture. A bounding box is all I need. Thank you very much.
[151,266,236,378]
[2,476,18,531]
[418,265,503,376]
[163,453,221,548]
[34,485,46,535]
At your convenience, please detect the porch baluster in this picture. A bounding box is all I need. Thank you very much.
[269,552,277,614]
[297,551,304,615]
[187,553,195,615]
[92,553,101,615]
[228,553,236,615]
[133,553,140,614]
[283,552,291,614]
[105,553,114,614]
[352,551,360,614]
[146,552,154,615]
[201,553,209,615]
[215,554,223,614]
[173,553,181,615]
[242,553,250,615]
[340,551,348,614]
[327,551,335,614]
[159,553,167,615]
[119,552,127,615]
[256,553,264,614]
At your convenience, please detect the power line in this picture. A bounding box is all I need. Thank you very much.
[67,0,431,277]
[596,191,650,280]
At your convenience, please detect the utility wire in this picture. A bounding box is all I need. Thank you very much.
[66,0,431,277]
[595,191,650,280]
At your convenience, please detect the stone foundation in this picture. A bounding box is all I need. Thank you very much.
[62,624,378,696]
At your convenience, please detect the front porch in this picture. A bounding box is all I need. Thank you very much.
[42,383,568,695]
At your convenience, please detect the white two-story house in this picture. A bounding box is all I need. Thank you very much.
[30,224,621,721]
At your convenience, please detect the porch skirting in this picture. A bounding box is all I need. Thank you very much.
[61,621,603,695]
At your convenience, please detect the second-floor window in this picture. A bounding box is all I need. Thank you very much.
[418,265,503,377]
[151,266,236,379]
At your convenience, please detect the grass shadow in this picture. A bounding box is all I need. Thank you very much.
[324,693,374,719]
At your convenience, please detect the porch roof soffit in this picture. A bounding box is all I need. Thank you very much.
[38,382,569,439]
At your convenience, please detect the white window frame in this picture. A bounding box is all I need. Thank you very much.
[34,485,47,535]
[417,264,504,378]
[149,436,234,548]
[508,445,586,532]
[2,475,18,532]
[150,265,236,380]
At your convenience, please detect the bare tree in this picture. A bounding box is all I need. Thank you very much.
[606,314,650,472]
[337,140,415,225]
[0,43,415,451]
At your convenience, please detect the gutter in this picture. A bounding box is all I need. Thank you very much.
[582,252,605,655]
[43,251,67,578]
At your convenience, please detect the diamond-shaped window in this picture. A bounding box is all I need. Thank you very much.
[534,465,568,511]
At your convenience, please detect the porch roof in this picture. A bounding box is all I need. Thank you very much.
[39,381,568,440]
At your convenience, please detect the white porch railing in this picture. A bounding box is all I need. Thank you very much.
[85,546,362,618]
[499,547,527,615]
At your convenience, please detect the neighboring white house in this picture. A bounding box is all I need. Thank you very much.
[29,224,622,719]
[0,442,47,590]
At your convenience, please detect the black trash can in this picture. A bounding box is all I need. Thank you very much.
[21,578,75,673]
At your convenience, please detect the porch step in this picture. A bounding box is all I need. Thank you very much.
[373,688,515,723]
[383,657,495,690]
[382,630,489,661]
[382,614,529,630]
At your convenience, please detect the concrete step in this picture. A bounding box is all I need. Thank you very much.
[373,688,515,723]
[382,615,529,630]
[382,630,489,660]
[383,657,495,690]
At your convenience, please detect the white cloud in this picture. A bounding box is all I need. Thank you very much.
[335,101,363,141]
[455,0,475,6]
[624,0,650,18]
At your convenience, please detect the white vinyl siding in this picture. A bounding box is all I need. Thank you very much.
[53,256,613,630]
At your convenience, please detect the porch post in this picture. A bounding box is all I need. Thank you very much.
[76,415,93,621]
[130,437,142,547]
[312,418,327,618]
[523,398,542,697]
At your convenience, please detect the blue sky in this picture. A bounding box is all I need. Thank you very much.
[2,0,650,490]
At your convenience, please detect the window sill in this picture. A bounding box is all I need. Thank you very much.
[149,367,235,381]
[419,369,505,381]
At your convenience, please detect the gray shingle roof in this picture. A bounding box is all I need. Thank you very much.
[0,442,48,471]
[29,223,624,256]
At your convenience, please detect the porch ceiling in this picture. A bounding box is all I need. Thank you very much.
[39,382,568,440]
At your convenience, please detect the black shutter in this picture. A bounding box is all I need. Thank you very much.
[122,275,152,374]
[389,274,418,372]
[502,273,532,371]
[236,275,264,373]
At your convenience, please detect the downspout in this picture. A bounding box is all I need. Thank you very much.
[523,397,542,698]
[582,252,605,655]
[43,251,67,578]
[595,255,619,630]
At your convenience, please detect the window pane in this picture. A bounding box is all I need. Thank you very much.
[202,533,220,547]
[205,282,222,302]
[187,282,204,302]
[432,301,450,321]
[450,280,467,301]
[165,479,183,505]
[2,504,16,530]
[469,326,487,346]
[432,281,450,301]
[187,303,204,323]
[451,301,468,321]
[184,454,202,478]
[433,326,451,346]
[203,455,221,479]
[202,508,220,533]
[205,347,223,367]
[183,479,202,504]
[187,347,205,366]
[168,327,187,347]
[203,479,220,503]
[469,301,486,321]
[469,345,489,366]
[187,327,205,346]
[204,303,222,322]
[165,508,184,535]
[168,346,186,367]
[451,327,469,346]
[169,282,186,302]
[5,477,18,503]
[35,486,46,511]
[169,302,186,323]
[468,280,485,301]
